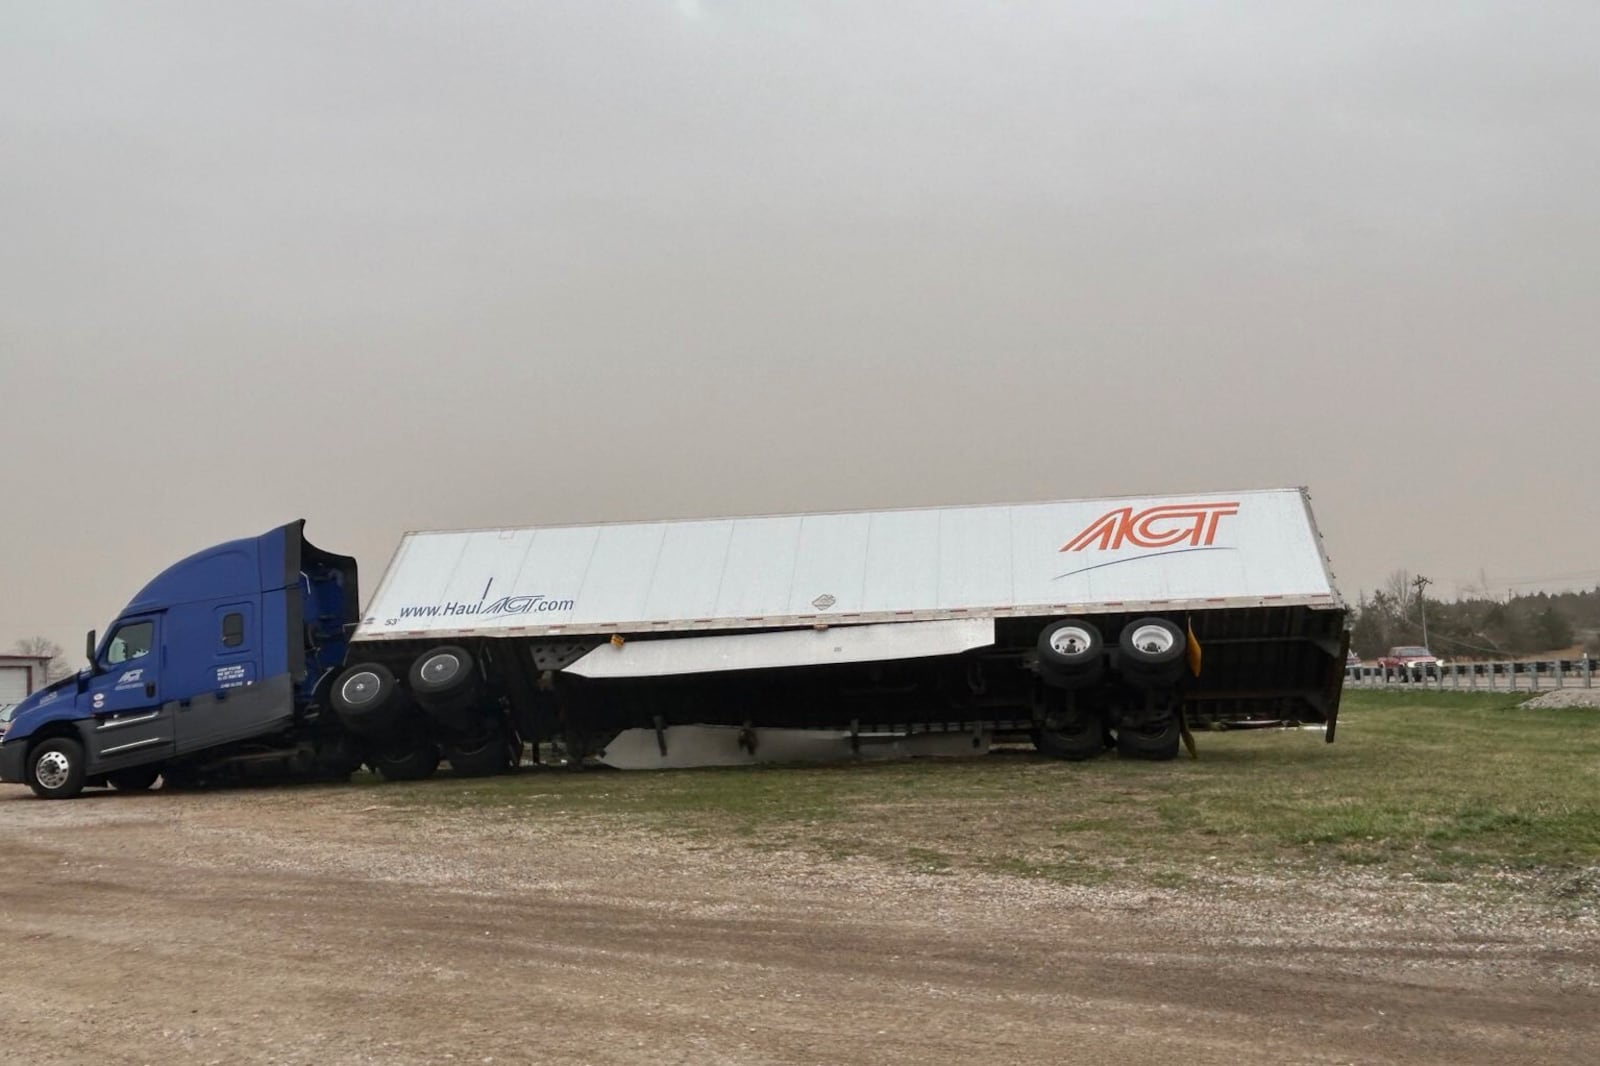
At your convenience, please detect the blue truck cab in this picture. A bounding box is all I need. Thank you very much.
[0,522,360,798]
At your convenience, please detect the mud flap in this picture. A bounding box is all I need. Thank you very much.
[1178,705,1198,760]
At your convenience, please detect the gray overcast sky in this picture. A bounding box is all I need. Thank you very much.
[2,1,1597,657]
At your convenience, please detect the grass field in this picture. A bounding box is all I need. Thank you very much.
[384,691,1600,893]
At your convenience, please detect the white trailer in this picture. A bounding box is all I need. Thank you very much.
[328,487,1348,774]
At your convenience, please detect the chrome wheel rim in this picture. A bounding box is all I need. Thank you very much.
[1049,626,1095,656]
[35,751,72,790]
[1129,624,1176,655]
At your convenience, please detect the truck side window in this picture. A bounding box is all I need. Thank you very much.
[107,621,154,665]
[222,612,245,648]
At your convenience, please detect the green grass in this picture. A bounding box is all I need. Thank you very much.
[378,691,1600,892]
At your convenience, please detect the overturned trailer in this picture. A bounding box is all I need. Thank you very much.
[1,488,1349,797]
[336,487,1348,771]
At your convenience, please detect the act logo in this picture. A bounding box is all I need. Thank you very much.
[1061,502,1240,553]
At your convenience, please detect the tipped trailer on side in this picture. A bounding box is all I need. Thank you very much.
[1,488,1348,797]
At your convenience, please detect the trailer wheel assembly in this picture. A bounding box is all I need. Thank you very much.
[409,646,485,730]
[313,733,365,781]
[1115,714,1182,761]
[1033,697,1106,761]
[1116,618,1186,687]
[330,663,403,736]
[410,645,478,700]
[27,738,88,800]
[1036,619,1105,689]
[442,721,512,778]
[368,738,441,782]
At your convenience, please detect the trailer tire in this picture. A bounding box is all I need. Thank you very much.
[107,766,161,791]
[442,724,512,778]
[410,646,486,730]
[1033,707,1105,761]
[27,738,87,800]
[410,646,479,699]
[1037,619,1104,689]
[369,740,440,782]
[1115,714,1182,761]
[1117,618,1187,687]
[314,734,365,781]
[331,663,402,736]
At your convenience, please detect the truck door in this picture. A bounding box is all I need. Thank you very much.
[86,615,176,766]
[173,601,290,753]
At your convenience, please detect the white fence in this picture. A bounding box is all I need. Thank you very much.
[1346,659,1595,691]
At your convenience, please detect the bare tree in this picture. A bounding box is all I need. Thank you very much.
[11,637,71,681]
[1383,569,1413,615]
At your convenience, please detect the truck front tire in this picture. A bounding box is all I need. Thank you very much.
[28,738,88,800]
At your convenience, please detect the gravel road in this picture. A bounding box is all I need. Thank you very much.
[1,782,1596,1065]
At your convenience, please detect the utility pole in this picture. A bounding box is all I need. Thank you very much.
[1412,574,1432,648]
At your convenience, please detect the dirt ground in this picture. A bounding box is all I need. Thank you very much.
[1,782,1596,1066]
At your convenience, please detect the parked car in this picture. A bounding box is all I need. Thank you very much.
[1377,645,1443,679]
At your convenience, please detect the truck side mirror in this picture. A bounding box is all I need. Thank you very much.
[85,629,97,672]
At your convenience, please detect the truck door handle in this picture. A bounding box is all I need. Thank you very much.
[145,682,156,698]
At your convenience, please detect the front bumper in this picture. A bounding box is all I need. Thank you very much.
[0,739,28,784]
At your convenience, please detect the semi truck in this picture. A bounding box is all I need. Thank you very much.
[1,487,1348,799]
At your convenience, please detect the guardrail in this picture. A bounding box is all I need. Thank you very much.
[1346,659,1595,691]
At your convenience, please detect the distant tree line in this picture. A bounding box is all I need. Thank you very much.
[1348,572,1600,660]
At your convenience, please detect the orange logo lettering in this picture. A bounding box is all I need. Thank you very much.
[1061,502,1240,552]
